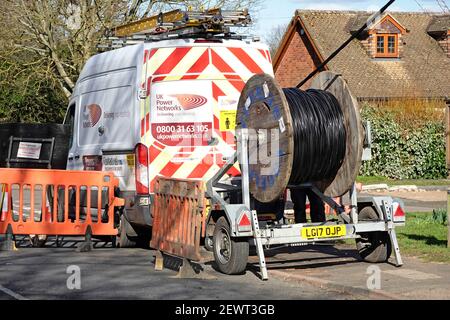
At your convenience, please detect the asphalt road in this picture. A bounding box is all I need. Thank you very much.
[364,190,447,212]
[0,239,356,300]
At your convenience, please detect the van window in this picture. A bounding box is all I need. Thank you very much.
[64,103,76,149]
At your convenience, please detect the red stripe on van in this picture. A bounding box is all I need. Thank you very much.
[144,49,158,64]
[152,76,165,83]
[227,79,245,92]
[140,118,145,137]
[212,82,226,102]
[266,50,272,63]
[216,152,240,177]
[159,161,183,177]
[143,49,149,64]
[258,49,268,61]
[185,49,210,74]
[145,113,150,133]
[149,145,162,161]
[187,154,214,178]
[153,47,191,75]
[211,50,235,74]
[180,75,199,80]
[228,48,264,74]
[179,146,196,152]
[153,140,166,150]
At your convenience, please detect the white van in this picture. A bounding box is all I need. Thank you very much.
[64,38,274,246]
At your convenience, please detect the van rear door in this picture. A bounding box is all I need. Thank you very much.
[140,43,273,188]
[74,68,137,190]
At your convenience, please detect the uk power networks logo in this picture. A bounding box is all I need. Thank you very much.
[170,94,207,110]
[82,104,102,128]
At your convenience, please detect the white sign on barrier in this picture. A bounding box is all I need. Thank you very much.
[17,142,42,159]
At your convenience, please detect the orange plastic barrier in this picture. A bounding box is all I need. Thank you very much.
[0,168,123,236]
[151,176,207,261]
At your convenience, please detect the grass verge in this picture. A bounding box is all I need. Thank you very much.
[396,212,450,263]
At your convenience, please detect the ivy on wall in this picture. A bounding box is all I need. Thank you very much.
[359,103,446,179]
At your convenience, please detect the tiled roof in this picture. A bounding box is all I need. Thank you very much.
[427,14,450,33]
[293,10,450,99]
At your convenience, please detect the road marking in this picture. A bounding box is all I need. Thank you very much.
[383,269,441,280]
[0,284,29,300]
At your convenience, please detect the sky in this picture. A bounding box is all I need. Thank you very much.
[254,0,447,39]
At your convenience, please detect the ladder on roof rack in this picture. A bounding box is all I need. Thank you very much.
[98,8,253,50]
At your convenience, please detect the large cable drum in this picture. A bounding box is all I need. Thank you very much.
[236,72,364,203]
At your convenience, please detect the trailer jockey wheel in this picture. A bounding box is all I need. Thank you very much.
[356,206,392,263]
[213,216,249,275]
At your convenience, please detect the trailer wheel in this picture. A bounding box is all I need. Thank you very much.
[213,216,249,275]
[356,206,392,263]
[117,214,136,248]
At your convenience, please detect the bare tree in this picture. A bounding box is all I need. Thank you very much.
[265,24,288,58]
[0,0,262,102]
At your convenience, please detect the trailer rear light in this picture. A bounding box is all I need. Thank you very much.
[237,210,252,232]
[135,143,149,194]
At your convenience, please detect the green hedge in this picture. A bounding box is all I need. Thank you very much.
[359,103,447,179]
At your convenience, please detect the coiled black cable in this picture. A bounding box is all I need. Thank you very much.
[282,88,346,184]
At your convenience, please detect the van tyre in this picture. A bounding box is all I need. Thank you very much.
[213,216,249,275]
[356,206,392,263]
[118,214,137,248]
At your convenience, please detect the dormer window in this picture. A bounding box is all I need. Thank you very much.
[351,13,407,59]
[376,34,399,58]
[427,15,450,58]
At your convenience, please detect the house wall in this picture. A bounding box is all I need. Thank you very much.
[274,26,322,89]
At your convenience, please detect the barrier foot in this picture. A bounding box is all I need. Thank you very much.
[77,226,93,252]
[0,225,16,251]
[176,258,204,279]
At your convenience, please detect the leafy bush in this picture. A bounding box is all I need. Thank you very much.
[431,208,448,226]
[359,101,447,179]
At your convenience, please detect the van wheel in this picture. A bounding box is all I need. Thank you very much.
[213,216,249,275]
[117,214,136,248]
[356,206,392,263]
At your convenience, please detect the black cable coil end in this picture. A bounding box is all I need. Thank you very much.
[283,88,347,185]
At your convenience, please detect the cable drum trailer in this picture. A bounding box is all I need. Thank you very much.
[204,72,405,280]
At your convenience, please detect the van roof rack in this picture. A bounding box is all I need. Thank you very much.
[97,8,254,50]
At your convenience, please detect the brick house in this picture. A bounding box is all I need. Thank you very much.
[273,10,450,100]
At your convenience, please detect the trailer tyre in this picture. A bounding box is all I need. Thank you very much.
[213,216,249,275]
[117,214,137,248]
[356,206,392,263]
